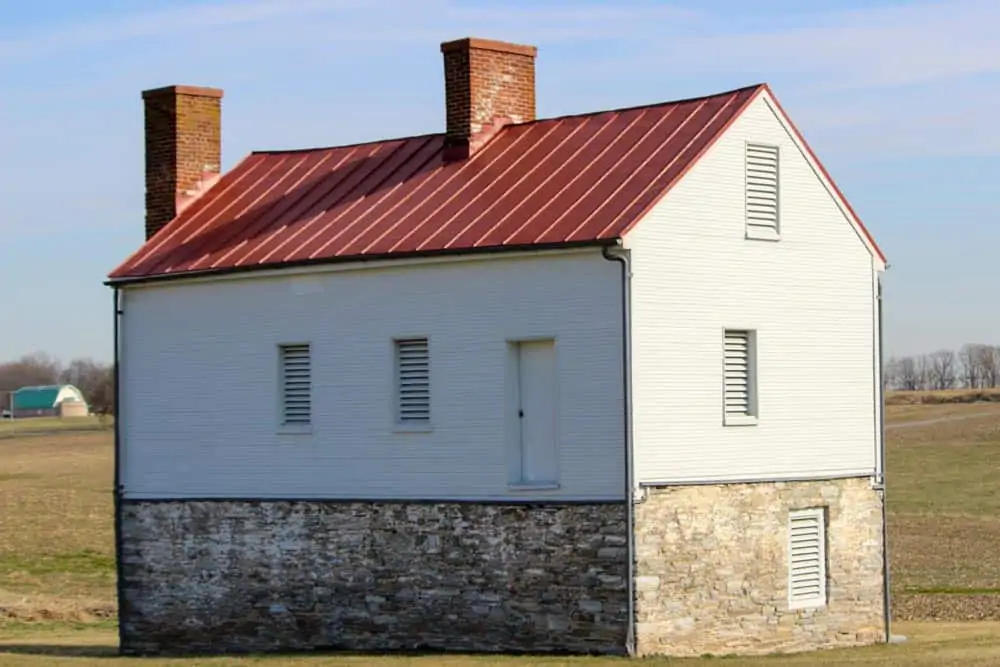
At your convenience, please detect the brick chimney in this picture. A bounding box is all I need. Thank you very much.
[440,37,537,160]
[141,85,223,240]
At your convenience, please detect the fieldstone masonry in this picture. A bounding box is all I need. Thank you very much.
[119,501,628,655]
[633,476,886,656]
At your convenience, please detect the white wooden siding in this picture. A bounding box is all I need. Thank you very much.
[119,249,624,501]
[626,92,879,483]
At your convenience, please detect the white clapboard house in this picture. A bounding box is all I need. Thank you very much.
[107,36,888,658]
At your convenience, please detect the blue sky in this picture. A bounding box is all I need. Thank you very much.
[1,0,998,364]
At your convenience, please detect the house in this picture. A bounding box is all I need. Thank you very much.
[106,37,889,658]
[11,384,88,418]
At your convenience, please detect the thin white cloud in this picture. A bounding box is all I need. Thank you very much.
[640,0,1000,89]
[0,0,701,60]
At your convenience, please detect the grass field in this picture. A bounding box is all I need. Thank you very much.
[0,416,111,438]
[1,403,998,663]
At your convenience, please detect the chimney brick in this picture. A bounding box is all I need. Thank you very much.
[440,38,537,160]
[141,85,223,240]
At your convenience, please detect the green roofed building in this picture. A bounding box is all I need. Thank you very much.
[12,384,88,418]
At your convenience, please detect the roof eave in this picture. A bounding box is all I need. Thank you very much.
[104,238,621,288]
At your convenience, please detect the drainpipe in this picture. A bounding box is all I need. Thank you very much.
[876,276,891,642]
[601,241,636,657]
[112,288,125,653]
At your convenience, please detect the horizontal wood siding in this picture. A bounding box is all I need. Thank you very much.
[627,93,878,483]
[119,249,624,500]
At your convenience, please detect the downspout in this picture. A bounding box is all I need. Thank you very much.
[876,276,891,641]
[601,242,636,657]
[112,288,125,653]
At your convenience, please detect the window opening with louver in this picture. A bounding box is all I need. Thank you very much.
[280,343,311,426]
[746,142,779,235]
[724,329,754,418]
[788,508,827,609]
[396,338,430,423]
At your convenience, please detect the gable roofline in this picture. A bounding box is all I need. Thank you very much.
[108,81,884,285]
[245,84,766,157]
[615,83,886,268]
[760,85,887,267]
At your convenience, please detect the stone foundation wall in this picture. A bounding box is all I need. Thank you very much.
[633,476,886,657]
[119,500,628,655]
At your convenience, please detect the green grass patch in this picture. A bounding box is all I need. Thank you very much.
[0,551,115,578]
[902,587,1000,596]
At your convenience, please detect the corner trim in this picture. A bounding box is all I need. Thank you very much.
[601,241,635,657]
[111,287,125,655]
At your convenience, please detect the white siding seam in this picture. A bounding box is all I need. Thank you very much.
[121,493,628,502]
[639,471,876,487]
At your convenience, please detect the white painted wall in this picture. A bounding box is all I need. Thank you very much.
[119,249,625,500]
[627,92,881,484]
[56,385,86,406]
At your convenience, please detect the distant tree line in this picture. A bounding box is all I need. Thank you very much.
[0,352,114,415]
[885,344,1000,391]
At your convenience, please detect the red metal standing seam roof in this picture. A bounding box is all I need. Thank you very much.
[108,84,882,282]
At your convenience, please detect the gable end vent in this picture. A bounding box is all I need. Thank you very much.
[746,142,780,237]
[280,343,312,426]
[788,508,827,609]
[396,338,430,423]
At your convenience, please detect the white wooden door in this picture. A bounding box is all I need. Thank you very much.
[517,340,558,483]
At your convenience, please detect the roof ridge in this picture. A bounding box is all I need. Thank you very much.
[248,83,767,156]
[521,82,767,127]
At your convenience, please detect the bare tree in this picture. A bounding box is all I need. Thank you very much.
[897,356,921,391]
[959,344,982,389]
[0,352,62,391]
[60,358,113,409]
[927,349,958,390]
[978,346,1000,389]
[883,357,901,390]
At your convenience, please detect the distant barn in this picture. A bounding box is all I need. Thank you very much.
[12,384,88,418]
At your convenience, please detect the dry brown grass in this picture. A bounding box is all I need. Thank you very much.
[886,388,1000,406]
[2,622,1000,666]
[0,432,115,622]
[886,402,1000,424]
[885,404,1000,620]
[0,416,111,437]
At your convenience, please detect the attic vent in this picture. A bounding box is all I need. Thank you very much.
[788,508,827,609]
[723,329,757,423]
[396,338,430,423]
[280,343,312,426]
[745,142,780,238]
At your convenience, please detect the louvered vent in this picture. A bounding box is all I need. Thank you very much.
[280,343,311,426]
[746,142,779,234]
[788,508,827,609]
[724,329,754,418]
[396,338,430,423]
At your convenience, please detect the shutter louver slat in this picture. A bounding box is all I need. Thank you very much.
[280,344,311,426]
[746,143,779,234]
[396,338,430,423]
[788,509,826,609]
[723,330,753,418]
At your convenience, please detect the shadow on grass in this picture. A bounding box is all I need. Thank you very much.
[0,644,117,657]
